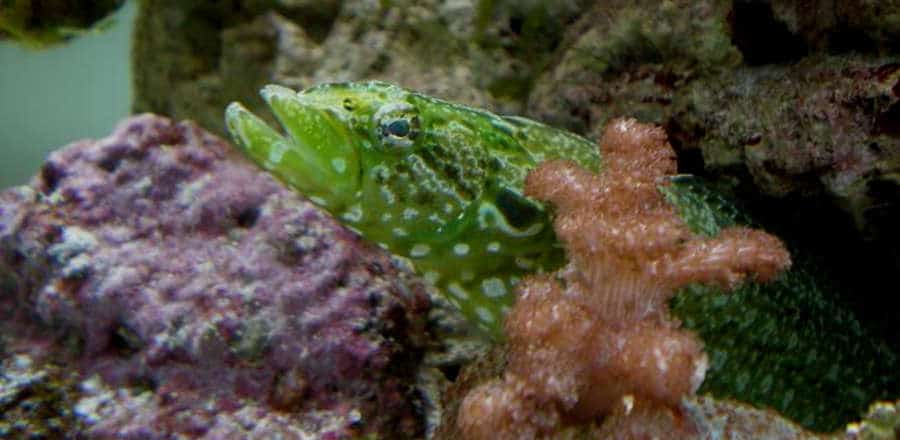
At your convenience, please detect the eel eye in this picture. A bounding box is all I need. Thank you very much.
[386,119,410,137]
[342,98,356,111]
[373,102,420,150]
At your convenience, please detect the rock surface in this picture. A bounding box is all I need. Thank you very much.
[132,0,589,135]
[131,0,900,236]
[437,344,900,439]
[0,114,432,438]
[522,1,900,349]
[131,2,900,342]
[528,3,899,244]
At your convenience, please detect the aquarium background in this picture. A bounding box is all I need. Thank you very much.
[0,1,897,437]
[0,1,136,189]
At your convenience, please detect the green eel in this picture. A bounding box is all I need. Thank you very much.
[225,81,898,430]
[226,81,599,335]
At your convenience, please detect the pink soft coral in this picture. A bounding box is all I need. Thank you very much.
[457,118,792,439]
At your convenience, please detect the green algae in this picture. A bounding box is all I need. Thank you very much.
[0,0,124,48]
[0,355,83,438]
[572,2,740,78]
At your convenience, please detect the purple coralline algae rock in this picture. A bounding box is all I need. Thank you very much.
[0,114,431,439]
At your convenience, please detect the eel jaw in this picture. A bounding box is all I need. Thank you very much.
[225,85,360,209]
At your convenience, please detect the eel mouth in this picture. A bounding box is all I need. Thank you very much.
[226,85,360,209]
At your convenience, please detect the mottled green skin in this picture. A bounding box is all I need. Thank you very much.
[226,81,599,335]
[663,178,899,431]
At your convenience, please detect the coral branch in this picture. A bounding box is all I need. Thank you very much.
[650,227,792,289]
[458,118,792,438]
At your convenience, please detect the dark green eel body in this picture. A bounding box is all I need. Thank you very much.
[225,81,897,431]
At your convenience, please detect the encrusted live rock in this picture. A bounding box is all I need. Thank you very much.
[0,114,431,438]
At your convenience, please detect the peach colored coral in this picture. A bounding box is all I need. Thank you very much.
[457,118,792,439]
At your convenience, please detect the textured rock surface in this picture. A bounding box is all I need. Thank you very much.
[0,354,82,438]
[530,10,899,240]
[125,1,900,434]
[438,345,900,439]
[0,115,432,438]
[130,0,900,226]
[523,1,900,349]
[131,2,900,343]
[132,0,588,135]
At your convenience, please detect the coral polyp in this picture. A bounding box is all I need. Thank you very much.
[457,118,792,438]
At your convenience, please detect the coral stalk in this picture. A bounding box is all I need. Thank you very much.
[458,118,792,438]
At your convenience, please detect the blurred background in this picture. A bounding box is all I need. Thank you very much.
[0,1,135,189]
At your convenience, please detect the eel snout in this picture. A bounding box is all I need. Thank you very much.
[225,85,360,209]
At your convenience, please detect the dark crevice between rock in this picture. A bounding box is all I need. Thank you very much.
[828,26,879,54]
[183,5,229,70]
[276,2,341,44]
[674,146,706,176]
[438,363,461,382]
[864,177,900,248]
[97,155,123,173]
[665,119,707,176]
[39,162,64,194]
[108,324,142,357]
[9,249,26,267]
[739,187,900,355]
[367,291,382,309]
[234,206,260,228]
[874,102,900,137]
[729,0,807,65]
[128,375,159,394]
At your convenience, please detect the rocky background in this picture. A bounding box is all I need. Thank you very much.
[0,114,895,438]
[0,115,436,438]
[130,0,900,436]
[131,0,900,356]
[0,0,898,438]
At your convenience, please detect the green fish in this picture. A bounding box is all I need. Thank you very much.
[225,81,599,336]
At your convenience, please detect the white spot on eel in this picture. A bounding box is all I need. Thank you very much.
[341,204,363,223]
[424,271,440,284]
[476,306,495,323]
[403,208,419,220]
[331,158,347,173]
[448,282,469,300]
[380,187,396,205]
[266,144,286,165]
[481,278,507,298]
[410,243,430,258]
